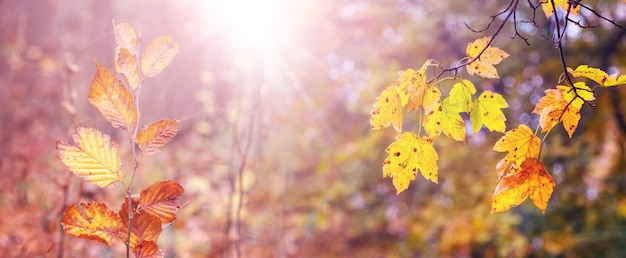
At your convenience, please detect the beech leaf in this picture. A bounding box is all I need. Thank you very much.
[119,200,163,252]
[135,241,164,258]
[141,35,179,77]
[88,59,138,131]
[61,202,123,245]
[135,118,181,156]
[112,20,138,55]
[383,132,439,194]
[492,158,555,214]
[139,180,184,223]
[115,47,141,90]
[56,127,123,188]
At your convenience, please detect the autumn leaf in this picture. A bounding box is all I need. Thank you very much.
[383,132,439,194]
[533,83,594,137]
[422,86,441,114]
[135,241,164,258]
[139,180,184,223]
[135,118,181,156]
[424,101,466,142]
[119,198,163,251]
[112,20,138,55]
[141,35,179,77]
[469,90,508,133]
[492,158,555,214]
[61,202,123,245]
[541,0,581,19]
[568,65,626,87]
[447,80,476,113]
[56,127,123,188]
[405,60,433,111]
[88,59,138,131]
[466,37,509,79]
[493,124,541,177]
[370,85,409,132]
[115,47,141,90]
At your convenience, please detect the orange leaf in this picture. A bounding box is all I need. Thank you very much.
[492,158,555,213]
[112,20,138,55]
[135,118,181,156]
[61,202,123,245]
[541,0,581,19]
[139,180,184,223]
[119,199,163,252]
[56,127,123,188]
[115,47,141,90]
[466,37,509,79]
[135,241,164,258]
[533,84,594,137]
[141,36,179,77]
[88,59,138,131]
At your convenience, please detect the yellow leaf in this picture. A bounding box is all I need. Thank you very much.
[406,60,433,111]
[112,20,138,55]
[493,124,541,173]
[61,202,123,245]
[383,133,439,194]
[422,86,441,115]
[424,102,466,142]
[447,80,476,113]
[135,118,181,156]
[466,37,509,79]
[541,0,581,19]
[56,127,123,188]
[470,90,509,133]
[533,83,594,137]
[88,59,138,131]
[492,158,555,213]
[115,47,141,90]
[370,85,409,132]
[141,35,179,78]
[139,180,184,223]
[604,74,626,87]
[567,65,608,85]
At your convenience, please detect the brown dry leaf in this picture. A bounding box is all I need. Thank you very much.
[141,36,179,77]
[119,199,163,252]
[88,59,138,131]
[492,158,555,213]
[135,118,180,156]
[56,127,123,188]
[135,241,164,258]
[139,180,184,223]
[61,202,123,245]
[116,47,141,90]
[112,20,138,55]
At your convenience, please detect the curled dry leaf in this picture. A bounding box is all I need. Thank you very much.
[135,241,164,258]
[61,202,123,245]
[115,47,141,90]
[135,118,181,156]
[139,180,184,223]
[141,35,179,77]
[56,127,123,188]
[112,20,138,55]
[88,59,138,131]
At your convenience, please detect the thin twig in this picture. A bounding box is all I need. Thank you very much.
[576,1,625,30]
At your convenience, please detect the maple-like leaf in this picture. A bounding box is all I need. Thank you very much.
[141,36,179,78]
[605,74,626,87]
[533,83,594,137]
[383,132,439,194]
[422,86,441,114]
[112,20,138,55]
[405,60,433,111]
[492,158,555,214]
[56,127,123,188]
[541,0,581,19]
[466,37,509,79]
[469,90,509,133]
[135,118,181,156]
[447,80,476,113]
[115,47,141,90]
[493,124,541,177]
[61,202,123,245]
[88,59,138,131]
[119,199,163,252]
[135,241,164,258]
[370,85,409,132]
[424,102,466,142]
[568,65,626,87]
[139,180,184,223]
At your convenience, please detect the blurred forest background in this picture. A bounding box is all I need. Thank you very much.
[1,0,626,257]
